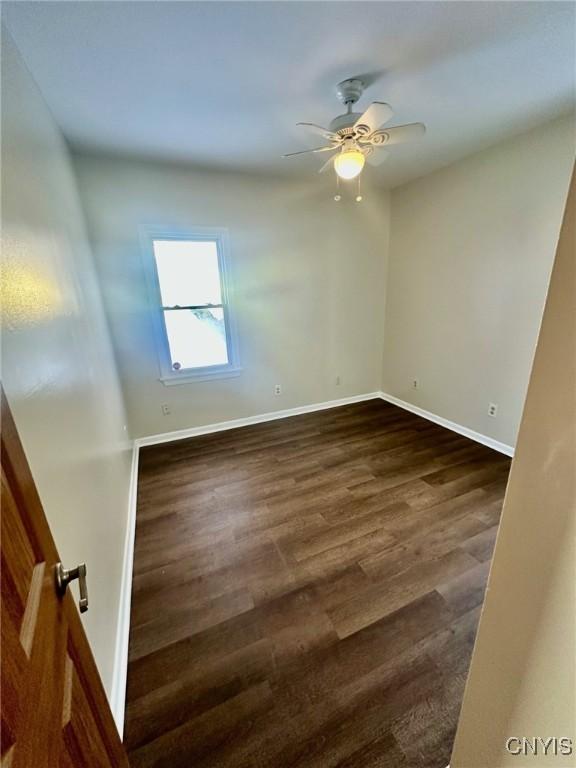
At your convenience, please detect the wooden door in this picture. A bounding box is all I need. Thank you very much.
[1,390,129,767]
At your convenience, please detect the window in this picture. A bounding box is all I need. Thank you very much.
[145,230,240,384]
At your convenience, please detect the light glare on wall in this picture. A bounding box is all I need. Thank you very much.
[2,259,63,328]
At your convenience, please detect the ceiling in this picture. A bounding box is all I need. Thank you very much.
[4,1,575,188]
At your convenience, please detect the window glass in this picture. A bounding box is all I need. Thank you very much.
[151,236,234,374]
[152,239,222,307]
[163,307,228,370]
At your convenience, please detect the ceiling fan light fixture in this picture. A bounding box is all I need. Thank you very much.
[334,149,365,180]
[284,80,425,181]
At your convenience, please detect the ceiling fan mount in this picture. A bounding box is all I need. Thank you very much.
[335,78,365,107]
[282,78,426,180]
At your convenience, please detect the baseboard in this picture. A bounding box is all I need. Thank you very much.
[110,442,139,738]
[135,392,382,448]
[378,391,515,457]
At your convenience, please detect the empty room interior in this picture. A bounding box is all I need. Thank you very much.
[1,2,575,767]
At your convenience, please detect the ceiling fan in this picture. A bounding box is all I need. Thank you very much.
[283,78,425,181]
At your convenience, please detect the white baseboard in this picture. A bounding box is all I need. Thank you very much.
[378,391,514,457]
[110,442,139,738]
[135,392,382,448]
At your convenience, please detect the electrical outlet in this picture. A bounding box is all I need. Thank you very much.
[488,403,498,418]
[161,403,171,416]
[412,379,419,390]
[274,384,282,396]
[335,375,342,386]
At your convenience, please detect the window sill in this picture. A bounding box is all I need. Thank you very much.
[159,367,243,386]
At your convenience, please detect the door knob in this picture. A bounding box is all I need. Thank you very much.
[55,562,89,613]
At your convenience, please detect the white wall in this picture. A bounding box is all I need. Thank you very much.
[452,170,575,767]
[1,30,131,700]
[382,116,574,447]
[73,153,390,438]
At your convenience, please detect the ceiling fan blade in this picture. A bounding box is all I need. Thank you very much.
[296,122,340,141]
[365,149,389,167]
[318,155,336,174]
[366,122,426,147]
[353,102,393,136]
[282,146,336,158]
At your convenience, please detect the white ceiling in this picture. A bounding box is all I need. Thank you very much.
[4,1,575,188]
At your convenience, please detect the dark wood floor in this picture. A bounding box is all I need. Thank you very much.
[125,399,510,768]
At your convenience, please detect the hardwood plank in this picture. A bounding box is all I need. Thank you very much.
[330,548,479,639]
[460,524,500,562]
[436,559,491,615]
[129,586,255,661]
[125,638,274,750]
[128,682,273,768]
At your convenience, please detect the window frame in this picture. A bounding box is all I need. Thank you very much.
[142,227,241,385]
